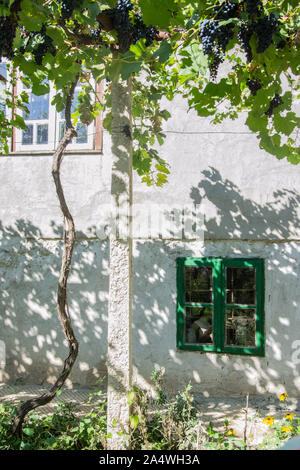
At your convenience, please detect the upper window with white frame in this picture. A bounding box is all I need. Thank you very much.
[14,79,97,152]
[1,66,102,153]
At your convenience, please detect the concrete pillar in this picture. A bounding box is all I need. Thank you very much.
[107,76,133,450]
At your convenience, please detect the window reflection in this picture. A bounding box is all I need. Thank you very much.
[59,121,88,144]
[76,122,88,143]
[226,267,256,304]
[60,90,80,119]
[37,124,48,144]
[184,266,213,303]
[22,125,33,145]
[23,93,49,120]
[59,89,88,144]
[225,308,256,347]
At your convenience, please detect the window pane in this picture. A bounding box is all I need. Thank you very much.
[59,120,88,144]
[226,267,256,304]
[76,122,88,143]
[184,266,213,303]
[59,87,90,146]
[59,121,65,141]
[24,92,49,120]
[184,306,213,344]
[22,125,33,145]
[0,63,7,116]
[0,63,6,82]
[60,90,80,120]
[225,308,256,347]
[37,124,48,144]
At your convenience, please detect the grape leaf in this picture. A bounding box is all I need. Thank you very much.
[139,0,178,27]
[273,112,299,136]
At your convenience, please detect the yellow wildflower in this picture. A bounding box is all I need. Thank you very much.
[281,426,293,433]
[279,393,288,402]
[284,413,296,421]
[225,429,237,436]
[262,416,275,426]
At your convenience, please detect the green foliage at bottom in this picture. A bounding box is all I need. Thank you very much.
[0,394,107,450]
[1,378,299,450]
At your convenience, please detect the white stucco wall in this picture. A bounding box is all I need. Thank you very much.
[0,96,299,396]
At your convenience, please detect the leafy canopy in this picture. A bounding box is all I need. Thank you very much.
[0,0,299,181]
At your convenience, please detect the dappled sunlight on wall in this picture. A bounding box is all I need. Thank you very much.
[0,220,109,387]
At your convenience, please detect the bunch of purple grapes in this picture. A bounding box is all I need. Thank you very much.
[199,1,238,78]
[253,14,279,53]
[246,78,262,95]
[106,0,157,52]
[106,0,133,52]
[131,15,157,47]
[60,0,82,22]
[265,93,283,117]
[238,1,280,61]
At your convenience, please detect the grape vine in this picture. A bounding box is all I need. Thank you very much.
[0,0,158,68]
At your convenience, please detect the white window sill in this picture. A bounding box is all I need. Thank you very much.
[6,149,103,157]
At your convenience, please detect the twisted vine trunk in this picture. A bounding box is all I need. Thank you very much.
[12,82,79,438]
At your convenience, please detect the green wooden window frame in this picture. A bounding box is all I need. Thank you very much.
[176,257,265,356]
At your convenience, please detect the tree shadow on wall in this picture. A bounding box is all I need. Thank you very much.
[132,167,300,404]
[0,219,109,389]
[190,167,300,240]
